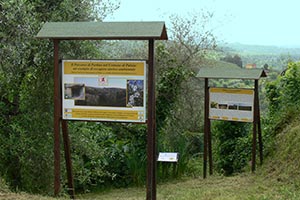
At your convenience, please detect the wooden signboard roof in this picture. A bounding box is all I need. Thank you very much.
[36,21,168,40]
[196,65,267,80]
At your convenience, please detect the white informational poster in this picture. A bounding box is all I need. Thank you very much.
[62,60,146,123]
[209,88,254,122]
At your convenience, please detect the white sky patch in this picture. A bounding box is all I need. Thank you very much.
[106,0,300,46]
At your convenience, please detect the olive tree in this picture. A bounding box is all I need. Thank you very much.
[0,0,119,193]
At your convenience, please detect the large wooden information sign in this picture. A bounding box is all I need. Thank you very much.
[197,66,267,178]
[36,21,168,200]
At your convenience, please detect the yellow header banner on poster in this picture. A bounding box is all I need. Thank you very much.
[210,88,254,95]
[64,61,144,76]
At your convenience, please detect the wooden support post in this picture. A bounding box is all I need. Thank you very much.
[251,80,259,172]
[203,78,209,178]
[146,39,156,200]
[208,117,213,175]
[256,81,263,165]
[62,120,75,199]
[53,39,61,196]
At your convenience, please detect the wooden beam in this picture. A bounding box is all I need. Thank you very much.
[146,39,156,200]
[203,78,209,178]
[251,80,258,172]
[256,81,263,165]
[53,39,61,195]
[62,120,75,199]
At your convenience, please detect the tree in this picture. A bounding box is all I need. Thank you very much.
[263,63,269,70]
[221,54,243,67]
[0,0,119,193]
[167,12,217,68]
[155,12,218,170]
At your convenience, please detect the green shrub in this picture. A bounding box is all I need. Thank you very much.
[264,62,300,154]
[212,121,251,175]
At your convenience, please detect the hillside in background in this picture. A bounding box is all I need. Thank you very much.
[220,43,300,70]
[222,42,300,55]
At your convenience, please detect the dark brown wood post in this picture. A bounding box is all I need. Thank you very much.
[53,39,61,195]
[203,78,209,178]
[256,81,263,165]
[206,79,213,175]
[146,39,156,200]
[251,80,258,172]
[208,114,213,175]
[62,120,75,199]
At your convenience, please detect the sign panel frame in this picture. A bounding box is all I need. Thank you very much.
[62,60,147,123]
[209,87,254,122]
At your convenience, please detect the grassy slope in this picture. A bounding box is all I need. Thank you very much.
[2,117,300,199]
[260,116,300,188]
[79,174,300,200]
[79,114,300,199]
[0,192,68,200]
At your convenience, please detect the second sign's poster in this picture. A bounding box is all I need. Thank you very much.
[209,88,254,122]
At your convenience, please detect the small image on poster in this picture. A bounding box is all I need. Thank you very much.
[127,80,144,107]
[98,76,108,86]
[64,83,85,100]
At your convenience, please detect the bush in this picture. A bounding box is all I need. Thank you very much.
[264,62,300,155]
[212,121,251,175]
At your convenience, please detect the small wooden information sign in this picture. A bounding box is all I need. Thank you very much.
[158,152,179,162]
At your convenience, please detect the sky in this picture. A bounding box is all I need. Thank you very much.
[106,0,300,46]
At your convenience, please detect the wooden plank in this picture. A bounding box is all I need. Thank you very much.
[53,39,61,195]
[251,80,258,172]
[146,39,156,200]
[203,78,209,178]
[62,120,75,199]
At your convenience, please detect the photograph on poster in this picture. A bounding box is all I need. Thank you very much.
[64,83,85,100]
[127,80,144,107]
[211,101,253,111]
[73,77,127,107]
[228,103,238,110]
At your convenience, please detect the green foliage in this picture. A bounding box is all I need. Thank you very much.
[154,12,218,180]
[220,54,243,68]
[265,62,300,127]
[155,41,205,180]
[280,62,300,105]
[68,122,114,192]
[156,64,193,132]
[212,121,251,175]
[68,122,147,191]
[109,124,147,187]
[0,0,119,194]
[264,62,300,156]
